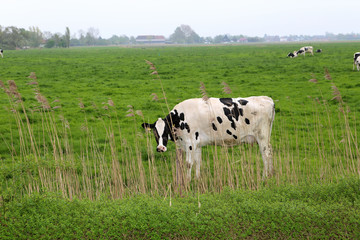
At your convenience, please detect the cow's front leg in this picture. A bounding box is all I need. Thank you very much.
[194,148,202,179]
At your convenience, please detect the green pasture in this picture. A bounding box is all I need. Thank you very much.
[1,43,359,142]
[1,42,360,238]
[0,42,359,197]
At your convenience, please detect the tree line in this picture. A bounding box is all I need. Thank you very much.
[0,24,263,50]
[1,24,360,50]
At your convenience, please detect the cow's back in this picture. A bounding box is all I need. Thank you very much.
[171,97,275,147]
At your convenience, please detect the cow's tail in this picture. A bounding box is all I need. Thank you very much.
[269,99,275,136]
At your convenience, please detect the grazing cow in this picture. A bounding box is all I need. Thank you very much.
[287,51,298,58]
[316,49,322,53]
[142,96,275,180]
[353,52,360,71]
[296,49,304,55]
[0,49,3,58]
[298,46,314,56]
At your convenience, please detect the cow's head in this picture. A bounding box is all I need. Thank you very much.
[142,118,172,152]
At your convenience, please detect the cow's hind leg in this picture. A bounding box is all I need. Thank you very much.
[185,150,194,181]
[258,139,274,179]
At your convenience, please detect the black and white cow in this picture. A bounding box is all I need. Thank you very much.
[0,49,3,58]
[298,46,313,56]
[353,52,360,71]
[316,49,322,53]
[142,97,275,180]
[287,51,298,58]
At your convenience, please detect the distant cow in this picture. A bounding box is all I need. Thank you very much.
[353,52,360,71]
[316,49,322,53]
[142,97,275,180]
[298,46,313,56]
[287,51,298,58]
[0,49,3,58]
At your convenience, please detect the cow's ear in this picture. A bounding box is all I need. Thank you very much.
[141,123,155,131]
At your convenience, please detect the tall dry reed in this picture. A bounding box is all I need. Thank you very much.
[1,68,359,201]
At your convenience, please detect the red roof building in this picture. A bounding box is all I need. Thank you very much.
[135,35,166,44]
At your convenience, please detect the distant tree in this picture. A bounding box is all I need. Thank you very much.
[170,27,186,44]
[28,26,43,48]
[204,37,213,44]
[44,39,55,48]
[2,26,25,49]
[70,37,81,46]
[42,31,53,40]
[108,35,130,45]
[247,36,263,42]
[213,35,225,43]
[169,25,201,44]
[64,27,70,48]
[85,27,99,46]
[77,30,86,45]
[129,36,136,44]
[52,33,63,47]
[186,31,201,44]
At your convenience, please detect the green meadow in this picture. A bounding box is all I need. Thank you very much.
[1,43,360,238]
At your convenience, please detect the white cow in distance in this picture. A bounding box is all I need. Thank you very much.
[142,96,275,180]
[297,46,314,56]
[353,52,360,71]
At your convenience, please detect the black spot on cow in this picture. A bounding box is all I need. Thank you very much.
[180,122,185,130]
[231,103,239,121]
[238,99,248,106]
[233,135,238,139]
[217,116,223,124]
[223,107,236,130]
[195,132,199,140]
[212,123,217,131]
[223,107,232,120]
[189,146,192,150]
[185,123,190,133]
[245,118,250,124]
[180,113,185,121]
[226,130,232,135]
[230,103,243,121]
[219,98,233,107]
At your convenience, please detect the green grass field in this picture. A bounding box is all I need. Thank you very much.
[1,43,360,238]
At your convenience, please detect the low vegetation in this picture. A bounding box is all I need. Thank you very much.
[1,179,360,239]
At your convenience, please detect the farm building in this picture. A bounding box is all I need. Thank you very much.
[135,35,166,44]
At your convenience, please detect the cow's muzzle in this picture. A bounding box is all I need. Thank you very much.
[156,146,167,152]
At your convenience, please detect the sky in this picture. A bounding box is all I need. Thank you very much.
[2,0,359,39]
